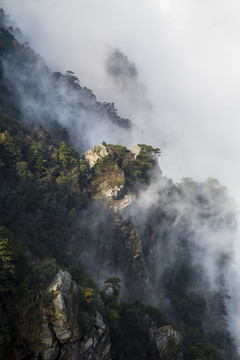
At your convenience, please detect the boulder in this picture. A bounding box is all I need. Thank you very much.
[153,325,183,360]
[131,144,141,159]
[83,143,109,168]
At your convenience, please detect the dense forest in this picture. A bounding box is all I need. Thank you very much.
[0,9,239,360]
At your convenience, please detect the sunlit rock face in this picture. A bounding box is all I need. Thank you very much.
[38,270,111,360]
[83,143,110,169]
[131,144,142,159]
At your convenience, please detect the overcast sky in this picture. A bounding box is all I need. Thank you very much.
[1,0,240,205]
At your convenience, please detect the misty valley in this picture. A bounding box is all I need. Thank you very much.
[0,8,240,360]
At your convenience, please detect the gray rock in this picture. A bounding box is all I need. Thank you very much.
[153,325,183,360]
[50,269,72,299]
[40,323,54,349]
[49,270,73,343]
[103,184,125,200]
[39,270,112,360]
[42,342,59,360]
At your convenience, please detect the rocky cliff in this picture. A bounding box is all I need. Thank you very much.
[83,143,153,302]
[16,270,111,360]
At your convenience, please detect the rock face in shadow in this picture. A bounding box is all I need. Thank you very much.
[109,196,152,302]
[149,325,183,360]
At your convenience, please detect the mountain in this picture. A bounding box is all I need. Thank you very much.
[0,9,239,360]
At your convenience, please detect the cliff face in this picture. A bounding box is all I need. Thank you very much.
[109,196,151,302]
[83,143,153,302]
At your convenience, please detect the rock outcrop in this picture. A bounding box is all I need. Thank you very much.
[131,144,142,159]
[83,143,109,168]
[38,270,111,360]
[150,325,183,360]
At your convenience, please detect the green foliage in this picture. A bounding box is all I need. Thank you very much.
[0,226,15,293]
[104,277,121,297]
[78,158,92,186]
[35,258,59,290]
[145,305,167,326]
[137,144,161,156]
[31,141,48,175]
[83,290,95,303]
[94,155,116,176]
[93,143,159,189]
[99,276,165,360]
[162,263,207,328]
[59,141,79,169]
[108,300,160,360]
[105,308,120,321]
[78,311,95,335]
[0,227,36,298]
[39,289,53,308]
[81,288,103,313]
[108,143,130,158]
[188,341,217,360]
[64,263,96,288]
[66,263,84,284]
[0,326,12,360]
[0,130,21,165]
[0,27,16,52]
[16,161,33,181]
[0,117,92,259]
[132,155,154,183]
